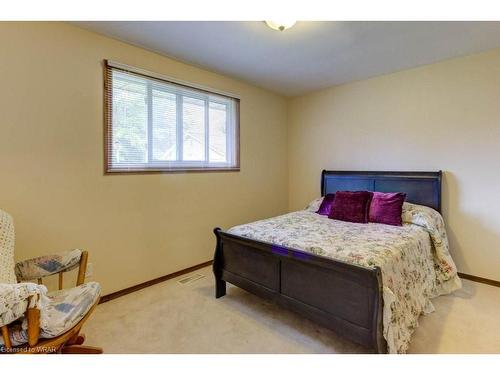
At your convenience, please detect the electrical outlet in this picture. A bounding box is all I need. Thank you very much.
[85,262,93,278]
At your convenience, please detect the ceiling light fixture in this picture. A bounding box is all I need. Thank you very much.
[265,20,297,32]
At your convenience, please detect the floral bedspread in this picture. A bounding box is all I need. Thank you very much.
[228,202,461,353]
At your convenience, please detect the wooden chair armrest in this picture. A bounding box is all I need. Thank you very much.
[76,251,88,286]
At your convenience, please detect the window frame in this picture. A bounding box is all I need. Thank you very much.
[104,60,240,174]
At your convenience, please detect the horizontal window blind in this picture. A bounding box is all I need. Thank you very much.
[104,60,240,173]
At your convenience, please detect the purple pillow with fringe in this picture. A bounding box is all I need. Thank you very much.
[369,192,406,226]
[316,193,336,215]
[328,191,373,223]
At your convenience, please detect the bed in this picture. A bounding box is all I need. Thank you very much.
[212,170,461,353]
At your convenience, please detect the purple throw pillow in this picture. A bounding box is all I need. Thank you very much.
[316,193,336,215]
[369,192,407,226]
[328,191,373,223]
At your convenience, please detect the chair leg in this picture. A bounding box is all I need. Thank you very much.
[61,345,103,354]
[1,326,12,349]
[66,331,86,346]
[73,334,86,346]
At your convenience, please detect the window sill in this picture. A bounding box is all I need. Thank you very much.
[105,167,240,175]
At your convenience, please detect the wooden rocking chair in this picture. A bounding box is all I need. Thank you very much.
[0,209,102,354]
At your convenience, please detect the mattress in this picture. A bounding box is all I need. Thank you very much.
[228,203,461,353]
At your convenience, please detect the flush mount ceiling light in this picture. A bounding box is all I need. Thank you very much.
[265,20,297,32]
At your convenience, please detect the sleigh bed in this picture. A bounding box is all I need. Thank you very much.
[212,170,448,353]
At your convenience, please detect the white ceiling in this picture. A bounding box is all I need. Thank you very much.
[74,21,500,96]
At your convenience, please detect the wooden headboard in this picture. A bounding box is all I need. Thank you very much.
[321,170,442,212]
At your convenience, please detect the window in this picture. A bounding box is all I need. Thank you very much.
[104,60,240,173]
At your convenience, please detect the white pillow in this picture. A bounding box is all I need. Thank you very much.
[304,197,323,212]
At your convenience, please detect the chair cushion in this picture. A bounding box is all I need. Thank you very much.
[0,209,17,284]
[0,321,28,347]
[41,281,101,338]
[0,282,101,347]
[15,249,82,281]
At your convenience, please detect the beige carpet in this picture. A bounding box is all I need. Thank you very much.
[84,266,500,353]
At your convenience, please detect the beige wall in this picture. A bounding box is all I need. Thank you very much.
[288,48,500,281]
[0,22,288,294]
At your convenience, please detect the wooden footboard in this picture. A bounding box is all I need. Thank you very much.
[213,228,387,353]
